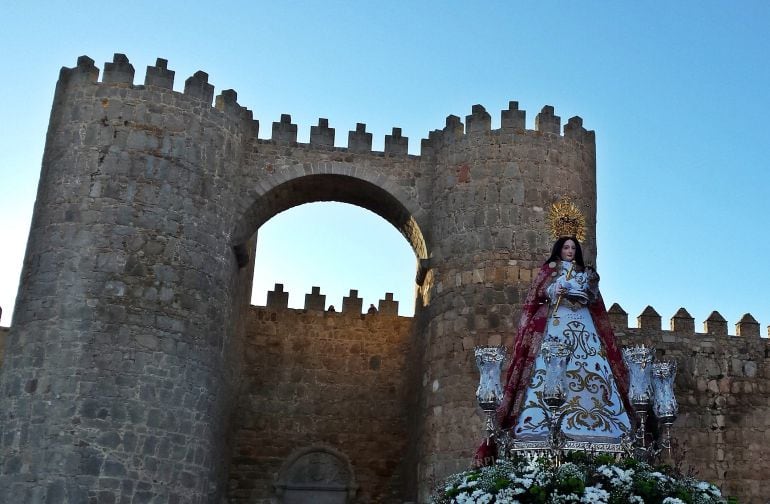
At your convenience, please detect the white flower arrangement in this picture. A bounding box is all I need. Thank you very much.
[431,453,736,504]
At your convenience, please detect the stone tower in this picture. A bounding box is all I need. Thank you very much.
[0,54,596,502]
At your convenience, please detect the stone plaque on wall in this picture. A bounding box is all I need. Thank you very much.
[276,448,357,504]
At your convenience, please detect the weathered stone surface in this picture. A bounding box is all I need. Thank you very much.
[609,321,770,504]
[229,306,411,503]
[0,325,7,368]
[7,54,765,504]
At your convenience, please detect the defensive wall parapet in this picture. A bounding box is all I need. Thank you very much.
[1,53,602,503]
[261,283,401,315]
[81,54,596,156]
[47,54,598,263]
[244,283,769,502]
[230,302,413,503]
[608,303,770,501]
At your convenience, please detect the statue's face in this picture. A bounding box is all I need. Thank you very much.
[560,239,576,261]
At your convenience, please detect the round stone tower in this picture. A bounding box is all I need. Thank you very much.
[0,55,256,503]
[413,103,597,500]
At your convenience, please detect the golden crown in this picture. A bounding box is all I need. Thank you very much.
[547,197,586,241]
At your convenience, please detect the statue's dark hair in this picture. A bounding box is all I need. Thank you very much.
[544,236,585,268]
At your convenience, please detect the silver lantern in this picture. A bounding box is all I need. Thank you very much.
[623,344,655,405]
[622,345,655,448]
[651,360,678,421]
[474,346,508,440]
[652,360,678,458]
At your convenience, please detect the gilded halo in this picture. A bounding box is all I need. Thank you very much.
[547,197,586,241]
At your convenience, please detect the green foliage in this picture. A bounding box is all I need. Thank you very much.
[632,475,662,501]
[492,476,510,491]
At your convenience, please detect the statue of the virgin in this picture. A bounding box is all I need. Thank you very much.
[476,199,635,463]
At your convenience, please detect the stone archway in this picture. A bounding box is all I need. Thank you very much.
[231,169,432,304]
[274,446,358,504]
[232,170,429,264]
[226,169,428,503]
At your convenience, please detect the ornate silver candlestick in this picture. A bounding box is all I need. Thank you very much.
[623,345,654,451]
[652,360,679,459]
[474,346,508,445]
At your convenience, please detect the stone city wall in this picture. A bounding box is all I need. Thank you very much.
[8,52,754,503]
[229,286,412,503]
[235,284,769,503]
[608,303,770,503]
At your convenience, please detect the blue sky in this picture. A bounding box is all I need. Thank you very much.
[1,2,769,331]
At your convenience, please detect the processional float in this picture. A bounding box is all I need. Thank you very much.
[475,343,678,464]
[474,199,679,465]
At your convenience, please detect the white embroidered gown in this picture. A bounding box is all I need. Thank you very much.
[512,260,632,448]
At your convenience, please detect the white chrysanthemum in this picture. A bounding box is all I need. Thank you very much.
[581,485,610,504]
[558,462,586,483]
[494,487,522,504]
[628,496,644,504]
[662,498,686,504]
[597,465,613,479]
[514,476,533,489]
[469,488,493,504]
[695,480,722,496]
[548,493,581,504]
[596,464,633,490]
[534,469,553,486]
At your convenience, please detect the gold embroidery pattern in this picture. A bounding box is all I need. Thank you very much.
[517,319,630,436]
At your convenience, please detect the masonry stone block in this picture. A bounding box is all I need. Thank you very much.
[564,116,589,142]
[535,105,561,134]
[341,289,363,315]
[378,292,399,316]
[310,118,335,147]
[144,58,175,89]
[637,305,661,330]
[607,303,628,330]
[347,123,372,153]
[501,101,526,130]
[736,313,760,338]
[466,104,491,134]
[272,114,298,143]
[183,70,215,104]
[705,311,728,336]
[384,127,408,155]
[442,115,464,143]
[103,53,135,85]
[670,307,695,333]
[304,286,326,311]
[266,283,289,309]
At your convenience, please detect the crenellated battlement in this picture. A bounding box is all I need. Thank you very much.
[57,53,595,160]
[255,281,770,341]
[607,302,770,340]
[255,283,401,316]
